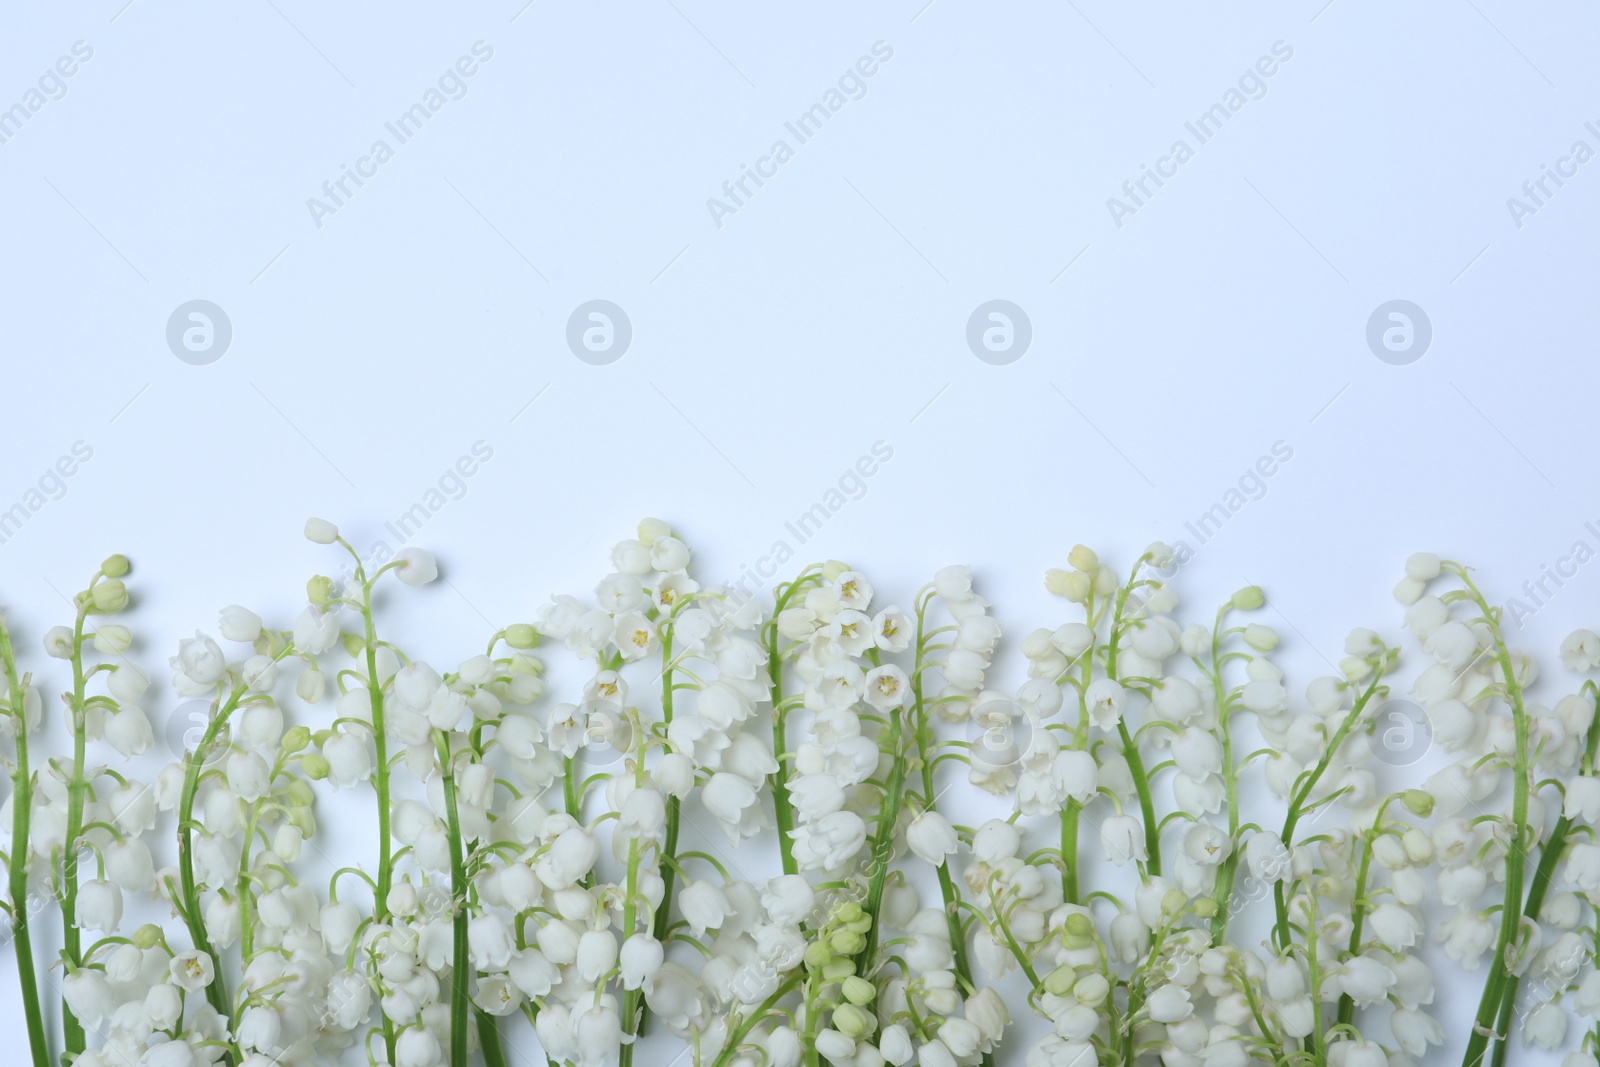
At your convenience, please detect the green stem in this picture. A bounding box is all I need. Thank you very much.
[855,616,912,975]
[1336,833,1375,1027]
[1,620,50,1067]
[360,575,400,1067]
[1105,580,1159,876]
[915,677,994,1067]
[1272,670,1383,953]
[477,1009,506,1067]
[708,974,804,1067]
[60,597,89,1057]
[767,610,798,877]
[1210,606,1241,943]
[1484,690,1600,1066]
[177,683,250,1062]
[438,742,469,1067]
[645,622,679,1024]
[1060,799,1080,904]
[1459,572,1531,1067]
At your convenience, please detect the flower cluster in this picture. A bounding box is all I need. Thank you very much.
[2,530,1599,1067]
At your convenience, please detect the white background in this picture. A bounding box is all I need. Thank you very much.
[2,0,1599,1062]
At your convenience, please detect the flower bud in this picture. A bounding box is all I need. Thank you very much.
[1243,624,1278,652]
[296,666,326,703]
[1044,964,1077,997]
[636,517,670,544]
[92,625,132,655]
[1402,789,1434,818]
[92,580,128,613]
[822,958,856,982]
[101,554,130,578]
[841,977,875,1005]
[281,725,311,753]
[299,752,330,780]
[1231,586,1264,611]
[1068,545,1098,573]
[831,1004,871,1038]
[133,923,162,949]
[504,623,539,650]
[307,575,334,606]
[304,518,338,544]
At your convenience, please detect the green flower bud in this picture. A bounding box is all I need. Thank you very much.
[341,632,366,658]
[299,752,331,780]
[1243,624,1279,652]
[284,779,315,808]
[504,624,540,650]
[829,929,866,956]
[804,942,834,970]
[637,517,671,544]
[1231,585,1265,611]
[1067,545,1098,573]
[101,554,130,578]
[1044,964,1077,997]
[821,560,850,582]
[289,806,316,837]
[1193,897,1218,918]
[821,958,856,981]
[835,902,864,924]
[832,1004,871,1038]
[281,725,311,754]
[91,579,128,613]
[133,924,162,949]
[307,575,335,606]
[510,654,542,676]
[1162,889,1189,918]
[1064,913,1094,938]
[1402,789,1435,818]
[841,977,875,1005]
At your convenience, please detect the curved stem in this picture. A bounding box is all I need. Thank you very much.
[438,740,469,1067]
[360,577,400,1066]
[1272,670,1383,953]
[1210,605,1241,943]
[1336,833,1374,1027]
[59,596,90,1057]
[1,620,50,1067]
[767,617,798,877]
[644,620,680,1034]
[1483,690,1600,1066]
[1459,573,1531,1067]
[177,682,250,1063]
